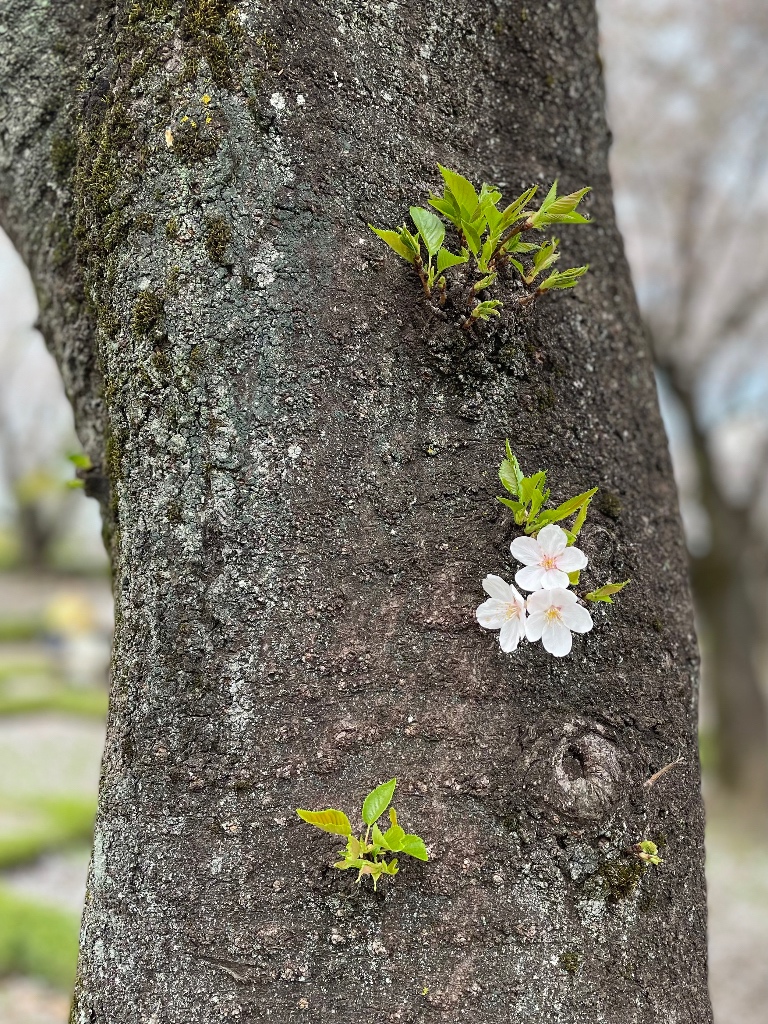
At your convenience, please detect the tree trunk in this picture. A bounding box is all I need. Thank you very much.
[0,2,712,1021]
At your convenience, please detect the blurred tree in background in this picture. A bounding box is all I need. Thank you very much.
[600,0,768,804]
[0,233,104,573]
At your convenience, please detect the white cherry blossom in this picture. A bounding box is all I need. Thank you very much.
[510,523,587,591]
[525,587,593,657]
[476,575,527,652]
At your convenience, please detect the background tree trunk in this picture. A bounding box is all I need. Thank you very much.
[0,2,712,1021]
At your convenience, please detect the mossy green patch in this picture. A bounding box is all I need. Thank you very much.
[50,135,78,182]
[180,0,246,89]
[204,215,232,263]
[559,950,581,974]
[134,212,156,233]
[597,490,622,520]
[171,119,221,163]
[131,288,165,340]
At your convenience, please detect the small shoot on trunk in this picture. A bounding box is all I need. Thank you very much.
[297,779,429,890]
[369,167,591,329]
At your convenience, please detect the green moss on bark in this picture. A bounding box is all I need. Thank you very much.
[203,215,232,263]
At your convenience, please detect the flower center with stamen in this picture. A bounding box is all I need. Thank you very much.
[545,606,562,622]
[541,555,558,570]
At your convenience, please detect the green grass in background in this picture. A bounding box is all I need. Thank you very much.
[0,885,79,988]
[0,688,107,718]
[0,796,95,870]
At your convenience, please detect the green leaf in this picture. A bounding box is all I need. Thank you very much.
[546,187,591,217]
[567,570,581,586]
[546,487,598,523]
[382,822,406,851]
[480,193,503,234]
[478,234,496,271]
[585,580,631,604]
[505,236,539,255]
[371,823,386,848]
[569,496,591,542]
[296,808,352,836]
[499,456,522,495]
[524,238,560,283]
[474,271,497,293]
[333,857,365,870]
[519,471,546,505]
[470,299,502,321]
[497,496,523,512]
[362,779,397,825]
[428,190,462,227]
[437,165,479,217]
[410,206,445,256]
[504,441,524,489]
[368,225,417,264]
[498,185,538,230]
[543,210,591,226]
[509,256,525,276]
[462,219,482,256]
[67,452,93,470]
[528,485,550,523]
[538,265,589,292]
[478,181,502,207]
[436,247,468,272]
[400,834,429,861]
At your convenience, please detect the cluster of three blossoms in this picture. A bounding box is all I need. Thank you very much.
[476,524,594,658]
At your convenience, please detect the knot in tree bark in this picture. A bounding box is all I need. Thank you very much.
[520,720,624,824]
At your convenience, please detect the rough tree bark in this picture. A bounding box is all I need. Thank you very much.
[0,1,712,1021]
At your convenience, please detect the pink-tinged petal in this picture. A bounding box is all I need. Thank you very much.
[515,564,547,591]
[540,567,571,589]
[525,589,555,614]
[536,524,568,556]
[476,599,509,630]
[482,574,513,601]
[560,602,593,634]
[556,546,588,573]
[507,583,526,609]
[525,611,546,642]
[542,621,573,657]
[499,617,524,652]
[509,536,543,566]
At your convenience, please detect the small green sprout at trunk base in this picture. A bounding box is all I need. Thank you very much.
[296,779,428,890]
[369,166,591,332]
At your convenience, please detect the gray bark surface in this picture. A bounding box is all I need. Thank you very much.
[0,1,712,1021]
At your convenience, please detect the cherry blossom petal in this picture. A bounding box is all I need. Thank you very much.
[542,620,573,657]
[482,574,514,601]
[525,611,547,642]
[509,536,542,565]
[499,617,524,652]
[515,564,547,591]
[525,589,553,614]
[540,566,571,589]
[560,601,594,634]
[536,524,569,556]
[476,598,509,629]
[556,546,588,573]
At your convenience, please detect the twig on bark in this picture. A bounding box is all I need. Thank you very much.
[643,754,685,789]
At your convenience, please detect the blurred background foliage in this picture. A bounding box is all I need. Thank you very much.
[0,0,766,1020]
